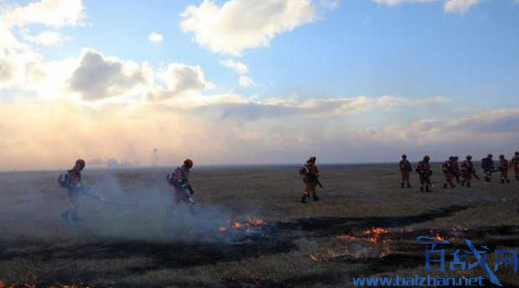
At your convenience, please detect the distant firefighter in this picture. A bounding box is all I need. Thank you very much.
[498,155,511,184]
[511,151,519,181]
[167,159,195,209]
[461,155,478,188]
[441,156,456,189]
[452,156,461,184]
[399,154,412,189]
[416,155,432,192]
[58,159,86,222]
[299,156,322,203]
[481,154,495,182]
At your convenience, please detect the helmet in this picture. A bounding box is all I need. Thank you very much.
[449,156,454,161]
[424,155,430,161]
[466,155,472,160]
[487,154,493,158]
[515,151,519,155]
[454,156,459,160]
[499,154,504,159]
[184,159,193,168]
[307,156,316,164]
[402,154,407,159]
[75,159,86,168]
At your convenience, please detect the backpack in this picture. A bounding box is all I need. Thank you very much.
[57,173,69,188]
[167,167,184,188]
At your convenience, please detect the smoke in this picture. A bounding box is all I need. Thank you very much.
[0,168,259,244]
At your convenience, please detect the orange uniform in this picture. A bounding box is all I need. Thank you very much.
[512,155,519,181]
[441,159,456,189]
[461,157,476,188]
[499,157,510,183]
[301,157,321,203]
[416,157,432,192]
[399,158,412,188]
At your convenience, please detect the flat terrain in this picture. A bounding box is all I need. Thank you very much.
[0,164,518,288]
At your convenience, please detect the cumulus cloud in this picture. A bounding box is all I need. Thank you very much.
[148,32,163,42]
[443,0,483,14]
[147,64,212,101]
[220,59,248,75]
[2,0,84,28]
[23,30,68,46]
[180,0,316,55]
[67,50,151,101]
[239,76,255,88]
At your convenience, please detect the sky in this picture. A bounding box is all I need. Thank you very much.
[0,0,518,170]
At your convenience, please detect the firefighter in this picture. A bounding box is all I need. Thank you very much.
[399,154,413,188]
[461,155,478,188]
[481,154,495,182]
[416,155,432,192]
[498,155,510,184]
[167,159,195,209]
[441,156,456,189]
[300,156,321,203]
[511,151,519,181]
[452,156,461,184]
[61,159,86,222]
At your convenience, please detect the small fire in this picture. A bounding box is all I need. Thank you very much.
[247,217,266,226]
[232,222,242,229]
[429,229,444,241]
[217,227,227,232]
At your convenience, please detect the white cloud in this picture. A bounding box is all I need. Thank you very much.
[2,0,84,28]
[23,30,68,46]
[147,63,213,101]
[220,59,248,75]
[372,0,486,13]
[180,0,316,55]
[444,0,483,14]
[239,76,255,88]
[148,32,163,42]
[67,49,151,101]
[319,0,340,10]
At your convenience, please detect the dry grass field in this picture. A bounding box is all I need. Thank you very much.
[0,164,518,287]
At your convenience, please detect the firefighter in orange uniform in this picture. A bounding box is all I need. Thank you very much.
[416,155,432,192]
[399,154,412,188]
[452,156,461,184]
[299,157,321,203]
[61,159,86,222]
[167,159,195,208]
[498,155,510,184]
[512,151,519,181]
[461,155,478,188]
[441,156,456,189]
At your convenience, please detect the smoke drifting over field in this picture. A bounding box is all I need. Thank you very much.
[0,168,266,244]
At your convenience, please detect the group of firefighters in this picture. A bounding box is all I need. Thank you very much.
[58,152,518,221]
[399,152,519,193]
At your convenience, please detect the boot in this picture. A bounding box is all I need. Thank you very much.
[401,182,405,189]
[466,182,471,188]
[420,186,424,192]
[516,175,519,181]
[426,186,431,192]
[461,181,465,187]
[506,179,510,183]
[312,195,320,202]
[501,179,505,184]
[485,177,491,182]
[443,183,448,189]
[450,183,456,188]
[406,182,411,188]
[301,195,308,203]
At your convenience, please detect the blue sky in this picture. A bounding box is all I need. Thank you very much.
[0,0,518,169]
